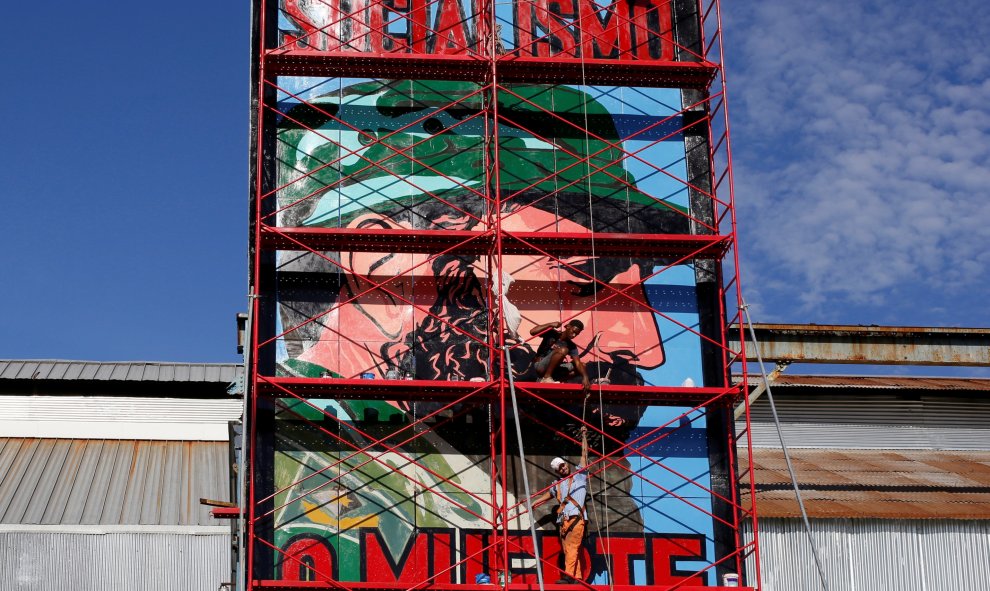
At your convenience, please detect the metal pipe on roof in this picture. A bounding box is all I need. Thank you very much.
[734,361,789,420]
[729,324,990,366]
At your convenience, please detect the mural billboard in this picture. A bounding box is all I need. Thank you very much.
[251,0,735,587]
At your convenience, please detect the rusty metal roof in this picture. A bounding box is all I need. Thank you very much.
[0,438,229,526]
[737,323,990,336]
[730,323,990,365]
[741,448,990,519]
[740,374,990,391]
[0,360,242,383]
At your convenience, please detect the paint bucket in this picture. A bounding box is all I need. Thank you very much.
[385,369,401,380]
[361,372,375,379]
[722,573,739,587]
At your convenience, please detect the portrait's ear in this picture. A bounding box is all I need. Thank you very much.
[342,213,415,340]
[345,213,416,277]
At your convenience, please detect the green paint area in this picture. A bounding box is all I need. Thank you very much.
[276,80,685,228]
[273,402,490,580]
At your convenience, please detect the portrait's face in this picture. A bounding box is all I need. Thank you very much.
[498,206,665,371]
[275,80,685,383]
[292,201,665,383]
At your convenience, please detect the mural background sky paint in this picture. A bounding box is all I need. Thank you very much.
[1,0,988,373]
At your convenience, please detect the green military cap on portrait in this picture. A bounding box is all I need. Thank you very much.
[276,79,687,228]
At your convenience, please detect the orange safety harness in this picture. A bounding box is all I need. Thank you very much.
[555,475,588,536]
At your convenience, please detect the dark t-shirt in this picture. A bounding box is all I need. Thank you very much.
[535,329,579,360]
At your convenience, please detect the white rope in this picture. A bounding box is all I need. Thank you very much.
[505,344,546,591]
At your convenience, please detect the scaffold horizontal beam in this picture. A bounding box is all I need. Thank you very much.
[266,51,490,82]
[264,51,717,89]
[257,376,739,405]
[260,227,730,258]
[495,56,717,88]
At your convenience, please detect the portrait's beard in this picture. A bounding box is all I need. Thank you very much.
[381,255,492,380]
[379,254,647,447]
[380,256,651,389]
[376,257,649,532]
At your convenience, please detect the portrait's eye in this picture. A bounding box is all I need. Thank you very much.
[553,257,604,298]
[567,279,600,298]
[423,117,445,135]
[358,129,376,146]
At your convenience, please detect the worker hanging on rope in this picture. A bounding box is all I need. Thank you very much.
[531,320,592,393]
[532,426,590,584]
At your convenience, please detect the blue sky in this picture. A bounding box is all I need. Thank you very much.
[1,1,987,366]
[725,1,990,328]
[0,3,249,362]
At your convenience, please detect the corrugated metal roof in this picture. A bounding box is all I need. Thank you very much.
[740,323,990,336]
[740,373,990,390]
[0,360,242,384]
[0,439,229,526]
[740,448,990,519]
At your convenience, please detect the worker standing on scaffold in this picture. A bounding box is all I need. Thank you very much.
[533,426,590,584]
[531,320,592,393]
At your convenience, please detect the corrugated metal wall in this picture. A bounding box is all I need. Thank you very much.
[745,518,990,591]
[0,532,230,591]
[0,439,229,526]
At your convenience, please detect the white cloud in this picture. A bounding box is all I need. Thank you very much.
[725,0,990,325]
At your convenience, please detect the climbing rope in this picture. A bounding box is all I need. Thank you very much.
[505,343,546,591]
[577,39,616,589]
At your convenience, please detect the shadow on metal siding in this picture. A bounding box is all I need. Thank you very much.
[0,532,230,591]
[744,518,990,591]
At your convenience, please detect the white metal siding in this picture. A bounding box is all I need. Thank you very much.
[748,395,990,450]
[0,532,230,591]
[744,518,990,591]
[0,397,242,440]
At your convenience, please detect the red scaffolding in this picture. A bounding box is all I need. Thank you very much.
[245,0,758,589]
